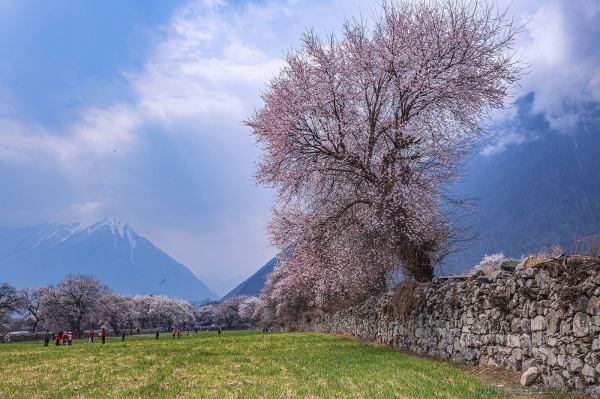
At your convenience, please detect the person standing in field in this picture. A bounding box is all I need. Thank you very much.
[122,330,126,341]
[62,332,68,346]
[88,330,94,343]
[177,328,181,339]
[67,331,73,346]
[101,328,106,345]
[43,330,51,347]
[55,332,60,346]
[172,328,176,339]
[155,329,160,340]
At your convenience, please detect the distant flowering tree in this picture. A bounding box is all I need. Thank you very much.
[44,275,109,335]
[252,293,275,323]
[0,282,21,325]
[246,0,524,316]
[97,293,139,335]
[148,295,193,329]
[472,253,506,275]
[238,296,261,325]
[133,294,155,328]
[214,296,246,329]
[194,303,218,326]
[17,286,49,332]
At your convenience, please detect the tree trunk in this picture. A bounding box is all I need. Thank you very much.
[111,321,119,336]
[401,242,435,282]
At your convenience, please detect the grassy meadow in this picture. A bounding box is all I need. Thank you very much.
[0,330,510,398]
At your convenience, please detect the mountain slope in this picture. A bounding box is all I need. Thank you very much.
[448,97,600,271]
[0,217,219,301]
[221,257,278,300]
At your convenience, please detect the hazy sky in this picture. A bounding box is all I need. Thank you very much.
[1,0,598,296]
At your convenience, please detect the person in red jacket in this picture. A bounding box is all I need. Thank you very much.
[101,328,106,345]
[88,330,94,343]
[55,333,60,346]
[62,332,68,346]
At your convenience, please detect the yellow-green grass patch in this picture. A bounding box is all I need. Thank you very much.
[0,330,508,398]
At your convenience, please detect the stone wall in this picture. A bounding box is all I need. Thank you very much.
[288,258,600,393]
[1,332,46,343]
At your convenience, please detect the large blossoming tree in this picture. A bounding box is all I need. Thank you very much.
[44,275,109,335]
[246,0,524,318]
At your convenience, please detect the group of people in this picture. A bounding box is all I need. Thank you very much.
[35,325,224,345]
[8,325,267,346]
[43,328,107,346]
[169,326,199,339]
[42,330,74,346]
[262,325,274,333]
[154,325,207,339]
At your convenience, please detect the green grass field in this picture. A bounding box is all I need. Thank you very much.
[0,330,507,398]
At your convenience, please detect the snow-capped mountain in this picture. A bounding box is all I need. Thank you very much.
[0,217,219,301]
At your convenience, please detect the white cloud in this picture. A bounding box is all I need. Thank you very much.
[514,0,600,131]
[591,68,600,101]
[0,119,66,164]
[73,106,139,155]
[0,0,371,171]
[1,1,290,172]
[55,201,106,224]
[481,130,527,156]
[0,104,138,172]
[131,1,287,130]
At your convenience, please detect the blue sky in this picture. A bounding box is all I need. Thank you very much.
[1,0,599,295]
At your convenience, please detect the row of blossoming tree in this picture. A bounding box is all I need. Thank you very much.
[246,0,524,320]
[0,275,260,335]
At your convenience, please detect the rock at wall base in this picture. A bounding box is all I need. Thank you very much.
[520,367,540,386]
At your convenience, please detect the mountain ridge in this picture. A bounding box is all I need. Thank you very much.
[221,257,278,300]
[0,217,220,302]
